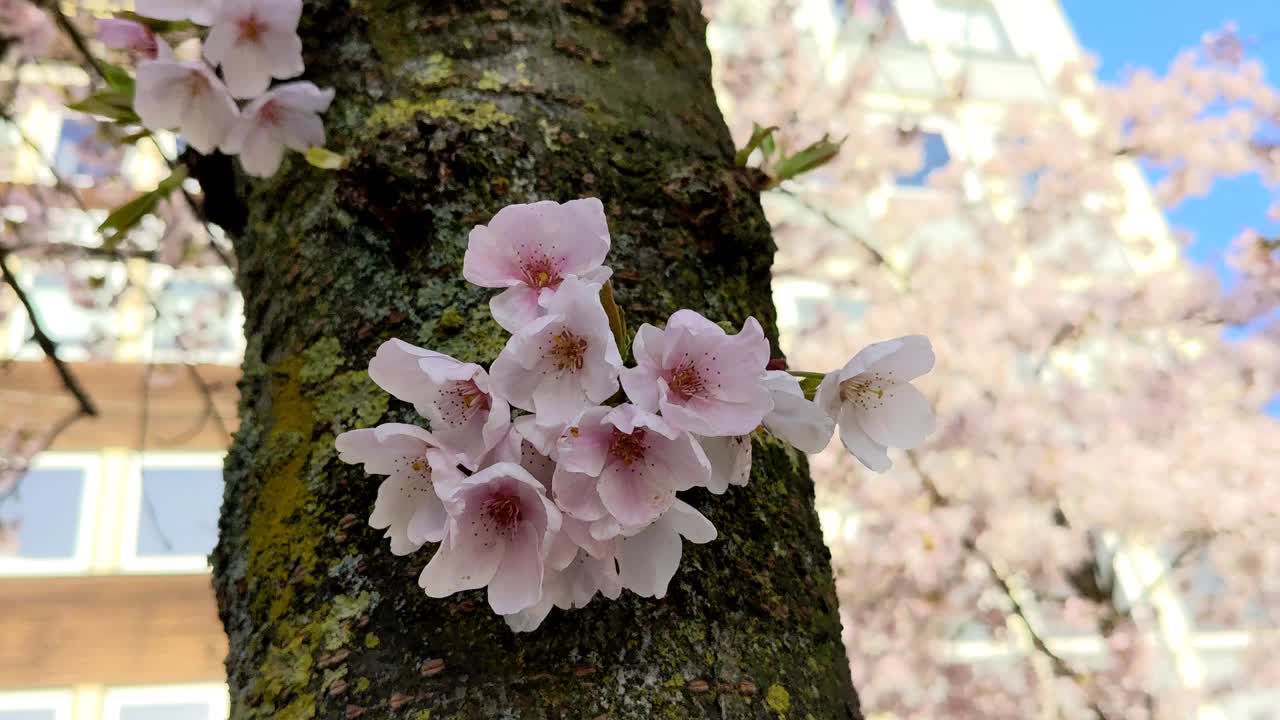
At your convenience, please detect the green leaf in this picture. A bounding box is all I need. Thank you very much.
[98,166,189,249]
[769,134,846,187]
[113,11,196,34]
[99,62,134,94]
[734,122,780,167]
[798,375,824,401]
[67,89,138,124]
[305,147,348,170]
[598,280,630,361]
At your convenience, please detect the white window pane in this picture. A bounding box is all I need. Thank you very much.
[0,469,85,559]
[119,704,210,720]
[136,468,223,558]
[0,711,57,720]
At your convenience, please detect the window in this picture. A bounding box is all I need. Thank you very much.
[5,267,123,360]
[148,270,245,364]
[0,690,72,720]
[122,455,225,572]
[896,131,951,188]
[934,1,1013,56]
[103,685,228,720]
[52,116,123,185]
[0,457,97,575]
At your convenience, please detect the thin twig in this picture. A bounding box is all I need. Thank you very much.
[905,450,1112,720]
[0,248,98,417]
[39,1,108,82]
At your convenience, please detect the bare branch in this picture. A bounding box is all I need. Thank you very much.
[0,248,98,418]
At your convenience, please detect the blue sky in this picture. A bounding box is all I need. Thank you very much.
[1063,1,1280,414]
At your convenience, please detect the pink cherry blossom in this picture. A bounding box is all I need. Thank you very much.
[202,0,304,98]
[221,81,333,177]
[463,198,612,333]
[504,540,622,632]
[334,423,463,556]
[134,54,239,154]
[815,335,935,472]
[418,462,561,615]
[95,18,158,59]
[616,499,717,599]
[699,435,752,494]
[553,404,711,531]
[135,0,221,24]
[489,275,622,425]
[621,310,773,436]
[366,339,509,471]
[763,370,834,452]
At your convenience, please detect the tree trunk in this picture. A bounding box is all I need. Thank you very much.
[208,2,859,718]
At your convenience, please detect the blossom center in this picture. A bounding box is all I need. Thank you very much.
[668,361,706,400]
[258,100,282,126]
[439,379,489,424]
[521,255,561,290]
[237,14,266,43]
[482,491,522,532]
[839,373,887,409]
[549,330,588,372]
[608,428,649,466]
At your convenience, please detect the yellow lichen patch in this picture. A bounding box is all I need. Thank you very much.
[365,98,516,133]
[766,684,791,716]
[410,53,454,87]
[477,69,504,91]
[249,357,324,624]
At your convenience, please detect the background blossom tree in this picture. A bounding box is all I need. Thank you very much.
[705,1,1280,717]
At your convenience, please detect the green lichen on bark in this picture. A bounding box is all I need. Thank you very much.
[210,1,860,718]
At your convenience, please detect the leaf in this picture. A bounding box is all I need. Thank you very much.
[98,166,189,249]
[67,89,138,124]
[306,147,348,170]
[769,134,847,187]
[734,122,780,167]
[598,280,630,361]
[99,62,134,94]
[113,11,196,34]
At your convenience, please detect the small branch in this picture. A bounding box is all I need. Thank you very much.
[905,450,1111,720]
[0,249,98,418]
[775,186,910,289]
[39,0,108,82]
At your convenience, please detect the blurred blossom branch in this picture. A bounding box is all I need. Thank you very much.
[0,248,98,419]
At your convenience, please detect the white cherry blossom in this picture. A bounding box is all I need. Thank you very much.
[762,370,835,452]
[815,335,935,472]
[134,52,238,154]
[366,339,509,471]
[334,423,462,555]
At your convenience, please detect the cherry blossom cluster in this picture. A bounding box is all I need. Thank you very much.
[98,0,332,177]
[335,198,936,631]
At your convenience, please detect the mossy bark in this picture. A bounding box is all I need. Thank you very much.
[208,1,860,718]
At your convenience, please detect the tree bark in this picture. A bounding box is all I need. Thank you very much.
[209,2,860,718]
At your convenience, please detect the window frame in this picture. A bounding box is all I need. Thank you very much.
[102,684,229,720]
[120,452,225,574]
[0,453,100,577]
[0,690,74,720]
